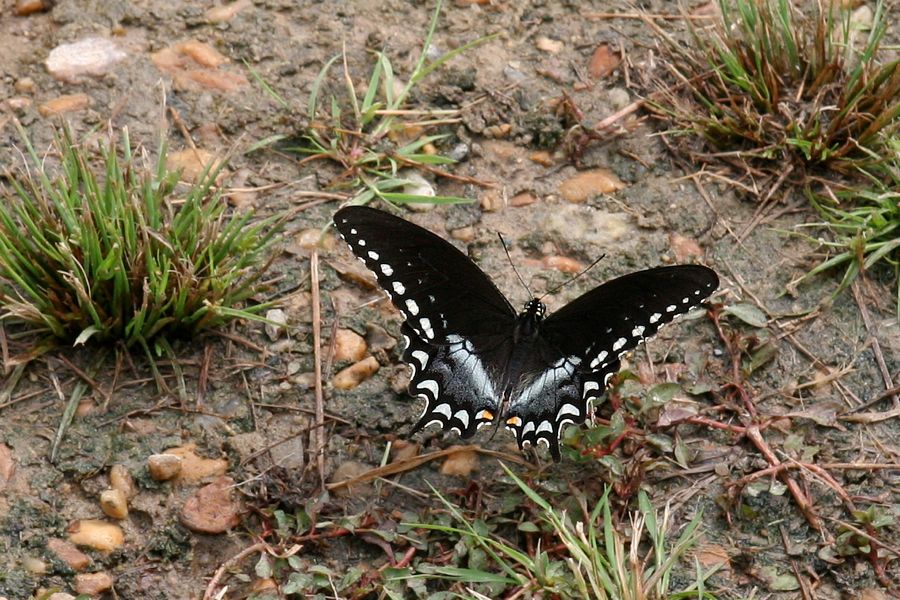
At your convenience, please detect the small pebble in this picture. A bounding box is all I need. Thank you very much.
[448,143,469,162]
[180,476,242,533]
[46,538,91,571]
[264,308,287,341]
[440,446,479,476]
[99,489,128,520]
[480,190,505,212]
[15,0,48,16]
[206,0,252,23]
[450,226,475,242]
[74,572,113,596]
[543,255,585,273]
[510,192,537,207]
[162,444,228,483]
[14,77,34,93]
[22,556,47,575]
[332,356,379,390]
[109,464,136,500]
[67,520,124,552]
[166,149,225,183]
[0,443,14,490]
[38,93,92,117]
[45,38,127,82]
[329,460,372,497]
[528,151,554,167]
[295,228,334,251]
[46,594,76,600]
[559,168,626,203]
[535,36,564,54]
[147,453,183,481]
[5,97,32,111]
[588,44,620,79]
[334,329,368,363]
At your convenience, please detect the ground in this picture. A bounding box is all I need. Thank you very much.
[0,0,897,599]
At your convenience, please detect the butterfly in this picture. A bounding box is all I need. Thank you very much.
[333,206,718,459]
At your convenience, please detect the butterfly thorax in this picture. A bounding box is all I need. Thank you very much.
[513,299,546,342]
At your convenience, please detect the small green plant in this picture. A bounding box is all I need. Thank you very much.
[793,136,900,315]
[0,125,280,361]
[647,0,898,183]
[252,0,492,207]
[396,465,718,599]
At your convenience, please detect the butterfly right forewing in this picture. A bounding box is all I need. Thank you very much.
[333,206,516,343]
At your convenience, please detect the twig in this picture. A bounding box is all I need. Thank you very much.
[851,278,898,408]
[326,445,533,492]
[311,250,326,487]
[202,541,266,600]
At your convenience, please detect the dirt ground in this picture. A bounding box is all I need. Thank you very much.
[0,0,898,599]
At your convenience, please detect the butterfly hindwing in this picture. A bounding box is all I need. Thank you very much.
[402,323,503,438]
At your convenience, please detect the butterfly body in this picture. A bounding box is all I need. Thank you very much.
[334,206,718,459]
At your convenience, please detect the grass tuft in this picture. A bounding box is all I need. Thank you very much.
[251,0,493,208]
[0,124,281,360]
[396,464,718,599]
[647,0,898,183]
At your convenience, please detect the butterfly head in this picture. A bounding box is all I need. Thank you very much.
[514,299,546,341]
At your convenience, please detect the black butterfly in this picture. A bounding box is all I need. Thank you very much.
[333,206,718,459]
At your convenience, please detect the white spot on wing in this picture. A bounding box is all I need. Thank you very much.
[411,350,429,369]
[367,250,379,260]
[432,402,451,419]
[380,264,393,276]
[453,410,470,430]
[405,299,419,316]
[393,281,406,295]
[349,228,357,234]
[666,304,677,312]
[632,325,645,338]
[613,337,626,351]
[557,404,580,419]
[583,380,600,394]
[418,379,440,398]
[536,421,553,434]
[649,312,661,324]
[420,317,434,339]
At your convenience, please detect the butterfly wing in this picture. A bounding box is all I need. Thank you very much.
[505,265,719,459]
[334,206,517,437]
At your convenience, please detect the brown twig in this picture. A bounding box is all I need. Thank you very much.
[311,250,326,488]
[326,445,533,492]
[851,278,898,408]
[202,541,266,600]
[745,425,822,531]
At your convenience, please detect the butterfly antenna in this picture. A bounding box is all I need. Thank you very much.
[539,253,607,300]
[498,232,533,299]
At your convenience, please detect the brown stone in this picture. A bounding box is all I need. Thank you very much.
[38,94,92,117]
[206,0,252,23]
[333,329,368,363]
[147,453,182,481]
[164,444,228,483]
[0,443,14,491]
[108,465,136,500]
[440,446,479,476]
[332,356,379,390]
[14,0,47,15]
[74,572,113,596]
[559,168,626,203]
[47,538,91,571]
[588,44,621,79]
[180,476,242,533]
[99,489,128,520]
[67,520,124,552]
